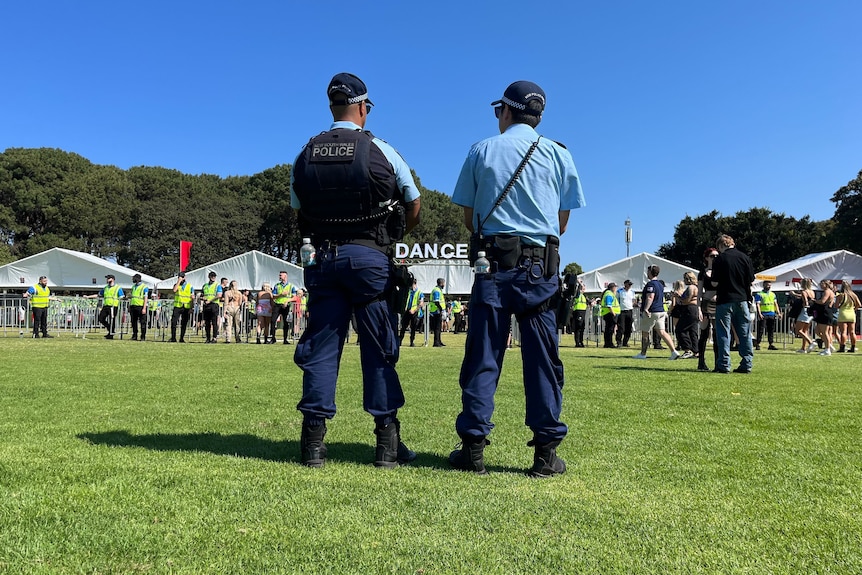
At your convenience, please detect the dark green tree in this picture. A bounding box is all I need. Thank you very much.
[830,169,862,254]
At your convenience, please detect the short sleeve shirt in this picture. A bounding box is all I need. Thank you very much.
[642,279,665,313]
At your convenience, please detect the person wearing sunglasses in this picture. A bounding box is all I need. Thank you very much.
[708,234,756,373]
[289,72,421,469]
[448,80,585,478]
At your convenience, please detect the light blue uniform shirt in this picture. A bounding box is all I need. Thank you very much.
[452,123,585,246]
[290,121,420,208]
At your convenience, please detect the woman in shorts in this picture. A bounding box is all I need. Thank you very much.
[789,278,816,353]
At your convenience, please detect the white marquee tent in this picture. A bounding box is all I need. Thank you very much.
[753,250,862,292]
[160,250,303,293]
[578,252,697,294]
[408,259,474,296]
[0,248,161,292]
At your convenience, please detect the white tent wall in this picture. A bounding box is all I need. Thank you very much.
[0,247,161,292]
[160,250,303,292]
[578,252,697,295]
[408,260,473,296]
[753,250,862,292]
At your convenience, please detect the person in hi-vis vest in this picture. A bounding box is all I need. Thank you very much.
[128,273,149,341]
[399,277,422,347]
[86,274,124,339]
[170,271,194,342]
[24,275,55,338]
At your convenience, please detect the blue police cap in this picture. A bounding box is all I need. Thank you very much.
[328,72,374,106]
[491,80,546,116]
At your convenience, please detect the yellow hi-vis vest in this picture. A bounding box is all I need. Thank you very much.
[174,283,193,309]
[572,293,587,311]
[451,300,462,314]
[202,281,219,304]
[103,285,121,307]
[31,285,51,308]
[273,282,294,305]
[130,283,148,307]
[600,289,620,316]
[405,289,420,313]
[430,286,445,313]
[758,291,777,314]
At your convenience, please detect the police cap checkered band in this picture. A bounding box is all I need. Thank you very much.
[491,80,546,116]
[328,72,374,106]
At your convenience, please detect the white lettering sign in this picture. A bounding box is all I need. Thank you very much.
[395,243,469,259]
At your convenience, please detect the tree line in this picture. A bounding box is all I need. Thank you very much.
[0,148,469,278]
[2,148,860,277]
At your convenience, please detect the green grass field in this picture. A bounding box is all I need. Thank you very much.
[1,334,860,574]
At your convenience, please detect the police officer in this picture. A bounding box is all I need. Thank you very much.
[271,271,296,344]
[170,271,194,342]
[290,72,421,468]
[200,271,222,343]
[24,275,54,338]
[448,80,586,477]
[128,273,149,341]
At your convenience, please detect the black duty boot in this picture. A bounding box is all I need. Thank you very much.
[527,439,566,478]
[374,419,416,468]
[300,422,327,468]
[449,436,490,475]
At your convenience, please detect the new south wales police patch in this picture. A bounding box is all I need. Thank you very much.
[310,141,356,162]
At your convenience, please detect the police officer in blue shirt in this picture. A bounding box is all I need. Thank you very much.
[290,72,421,469]
[449,80,586,477]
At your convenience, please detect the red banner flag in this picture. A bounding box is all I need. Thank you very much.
[180,241,193,272]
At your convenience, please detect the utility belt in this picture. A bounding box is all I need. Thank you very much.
[319,238,393,257]
[469,234,560,278]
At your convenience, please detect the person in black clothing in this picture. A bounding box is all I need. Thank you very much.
[709,234,755,374]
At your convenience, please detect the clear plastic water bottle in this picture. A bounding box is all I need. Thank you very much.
[300,238,317,267]
[474,251,490,274]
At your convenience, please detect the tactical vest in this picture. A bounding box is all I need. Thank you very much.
[103,285,121,307]
[31,285,51,308]
[292,128,403,246]
[130,283,148,307]
[174,283,193,309]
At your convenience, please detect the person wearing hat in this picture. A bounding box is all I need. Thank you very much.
[24,275,55,338]
[128,273,149,341]
[85,274,124,339]
[616,279,636,347]
[448,80,585,478]
[289,72,421,469]
[170,271,194,342]
[199,271,223,343]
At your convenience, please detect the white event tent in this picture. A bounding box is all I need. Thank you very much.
[408,259,474,296]
[159,250,303,292]
[753,250,862,292]
[0,247,161,292]
[578,252,697,294]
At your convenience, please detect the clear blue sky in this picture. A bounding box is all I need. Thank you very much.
[4,1,860,272]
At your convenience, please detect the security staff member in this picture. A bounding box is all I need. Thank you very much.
[24,275,54,338]
[754,280,781,350]
[271,271,296,344]
[451,299,464,333]
[429,278,446,347]
[448,80,585,478]
[398,277,422,347]
[86,275,124,339]
[600,282,620,348]
[571,283,588,348]
[170,271,194,342]
[289,72,421,469]
[128,274,149,341]
[200,271,222,343]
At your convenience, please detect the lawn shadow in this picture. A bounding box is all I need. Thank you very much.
[78,430,459,470]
